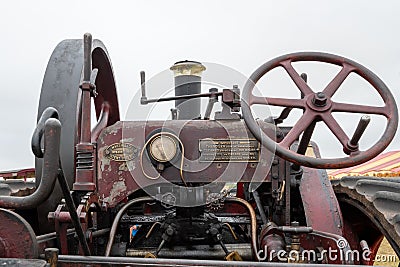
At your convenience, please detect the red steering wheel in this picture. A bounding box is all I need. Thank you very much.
[242,52,398,169]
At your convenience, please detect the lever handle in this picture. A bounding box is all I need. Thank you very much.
[83,33,92,82]
[346,115,371,153]
[140,71,147,104]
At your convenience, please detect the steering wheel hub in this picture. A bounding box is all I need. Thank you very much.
[313,92,327,107]
[306,92,332,112]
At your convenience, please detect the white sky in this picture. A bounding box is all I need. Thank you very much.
[1,1,400,170]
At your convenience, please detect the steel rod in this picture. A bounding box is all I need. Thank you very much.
[56,254,365,267]
[252,190,268,225]
[37,228,110,243]
[79,32,93,144]
[83,33,92,82]
[143,91,223,104]
[126,243,252,260]
[37,228,75,243]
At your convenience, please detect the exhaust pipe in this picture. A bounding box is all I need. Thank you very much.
[170,60,206,120]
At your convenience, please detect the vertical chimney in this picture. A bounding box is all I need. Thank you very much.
[170,60,206,120]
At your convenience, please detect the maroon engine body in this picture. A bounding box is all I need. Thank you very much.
[97,120,274,207]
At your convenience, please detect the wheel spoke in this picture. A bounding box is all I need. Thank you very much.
[321,113,350,148]
[332,102,389,117]
[250,95,305,108]
[280,111,316,148]
[280,60,314,96]
[322,64,355,97]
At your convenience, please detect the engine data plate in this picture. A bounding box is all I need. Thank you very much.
[104,143,138,162]
[199,139,260,162]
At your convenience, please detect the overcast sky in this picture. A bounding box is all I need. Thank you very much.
[1,1,400,170]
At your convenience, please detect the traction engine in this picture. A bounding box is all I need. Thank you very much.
[0,33,399,266]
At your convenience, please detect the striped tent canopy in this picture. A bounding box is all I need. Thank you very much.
[328,150,400,179]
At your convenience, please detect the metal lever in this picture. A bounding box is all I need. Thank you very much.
[345,115,371,153]
[204,88,218,120]
[170,108,178,120]
[83,33,92,82]
[140,71,147,104]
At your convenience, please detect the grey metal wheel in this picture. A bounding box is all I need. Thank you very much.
[35,38,120,233]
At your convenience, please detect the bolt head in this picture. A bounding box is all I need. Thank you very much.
[312,92,327,107]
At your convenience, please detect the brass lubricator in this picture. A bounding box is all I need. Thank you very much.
[288,221,302,263]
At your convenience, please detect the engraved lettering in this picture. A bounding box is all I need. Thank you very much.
[199,139,260,162]
[104,143,138,162]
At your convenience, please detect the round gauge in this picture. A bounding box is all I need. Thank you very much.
[149,135,178,163]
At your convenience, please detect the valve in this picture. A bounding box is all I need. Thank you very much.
[207,222,242,261]
[154,223,177,257]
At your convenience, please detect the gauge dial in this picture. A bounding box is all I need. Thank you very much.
[149,135,178,163]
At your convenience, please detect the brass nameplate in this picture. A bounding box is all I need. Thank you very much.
[104,143,138,161]
[199,139,260,162]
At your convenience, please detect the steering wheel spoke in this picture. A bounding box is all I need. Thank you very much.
[280,60,314,96]
[321,113,351,150]
[250,95,305,109]
[280,111,316,148]
[332,102,389,117]
[323,64,355,97]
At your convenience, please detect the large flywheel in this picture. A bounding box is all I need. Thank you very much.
[35,37,120,233]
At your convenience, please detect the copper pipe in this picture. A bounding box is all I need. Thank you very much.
[105,196,154,256]
[222,223,238,240]
[105,196,258,259]
[146,222,162,239]
[225,197,258,260]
